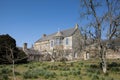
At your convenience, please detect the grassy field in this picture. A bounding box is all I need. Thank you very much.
[0,59,120,80]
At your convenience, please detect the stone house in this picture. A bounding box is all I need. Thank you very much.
[34,24,83,60]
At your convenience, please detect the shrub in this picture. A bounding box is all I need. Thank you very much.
[79,62,84,67]
[92,74,99,80]
[1,68,12,74]
[84,64,90,67]
[50,65,58,70]
[23,70,39,79]
[79,75,82,80]
[0,65,3,68]
[2,74,9,80]
[70,62,74,66]
[46,65,51,69]
[43,66,47,70]
[108,62,120,67]
[24,64,28,67]
[86,68,95,73]
[23,68,57,79]
[29,65,35,69]
[106,77,114,80]
[111,67,120,72]
[70,70,81,76]
[87,73,92,77]
[60,72,68,77]
[101,77,105,80]
[63,67,70,71]
[96,70,100,74]
[90,64,98,68]
[104,72,109,76]
[44,72,56,79]
[15,71,21,75]
[72,68,76,71]
[78,67,81,70]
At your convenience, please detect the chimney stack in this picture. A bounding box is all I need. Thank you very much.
[75,24,79,29]
[42,34,46,37]
[23,43,27,50]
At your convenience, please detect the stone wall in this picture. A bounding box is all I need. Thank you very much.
[63,36,72,50]
[34,40,50,52]
[72,27,83,57]
[106,49,120,59]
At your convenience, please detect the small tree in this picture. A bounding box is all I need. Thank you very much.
[0,34,28,80]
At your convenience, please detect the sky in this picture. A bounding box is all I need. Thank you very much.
[0,0,81,48]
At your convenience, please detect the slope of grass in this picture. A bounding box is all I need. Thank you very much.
[0,59,120,80]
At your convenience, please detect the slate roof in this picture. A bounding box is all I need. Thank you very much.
[35,27,76,43]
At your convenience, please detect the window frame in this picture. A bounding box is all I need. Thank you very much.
[66,38,69,45]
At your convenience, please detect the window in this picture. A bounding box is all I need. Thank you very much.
[56,38,60,45]
[51,41,54,47]
[66,38,69,45]
[55,38,62,45]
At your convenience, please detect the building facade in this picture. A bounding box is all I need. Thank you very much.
[34,24,83,59]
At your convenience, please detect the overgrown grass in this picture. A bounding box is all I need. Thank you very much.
[0,59,120,80]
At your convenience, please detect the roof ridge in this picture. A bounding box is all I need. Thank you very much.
[35,27,76,43]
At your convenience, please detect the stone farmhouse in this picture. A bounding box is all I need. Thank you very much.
[22,24,120,61]
[33,24,83,60]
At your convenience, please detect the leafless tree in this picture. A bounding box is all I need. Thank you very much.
[5,45,16,80]
[80,0,120,73]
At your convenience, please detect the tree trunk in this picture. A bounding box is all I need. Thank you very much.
[12,60,16,80]
[100,45,107,73]
[10,48,16,80]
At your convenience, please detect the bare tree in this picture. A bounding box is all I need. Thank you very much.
[5,45,16,80]
[80,0,120,73]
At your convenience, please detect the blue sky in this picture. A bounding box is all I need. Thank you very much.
[0,0,80,47]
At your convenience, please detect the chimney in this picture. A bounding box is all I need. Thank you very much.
[75,24,79,29]
[23,43,27,50]
[42,34,46,37]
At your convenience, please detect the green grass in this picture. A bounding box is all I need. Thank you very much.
[0,59,120,80]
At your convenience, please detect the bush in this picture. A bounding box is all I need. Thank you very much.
[90,64,98,68]
[1,68,12,74]
[70,70,81,76]
[78,67,81,70]
[0,65,3,68]
[59,66,70,71]
[79,62,84,67]
[60,72,68,77]
[23,70,39,79]
[96,70,100,74]
[79,75,82,80]
[15,71,21,75]
[108,62,120,67]
[87,73,92,77]
[44,72,56,79]
[101,77,105,80]
[86,68,95,73]
[70,62,74,66]
[111,67,120,72]
[2,74,9,80]
[104,72,109,76]
[50,65,58,70]
[23,68,57,79]
[29,65,35,69]
[92,74,99,80]
[24,64,28,67]
[84,64,90,67]
[106,77,114,80]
